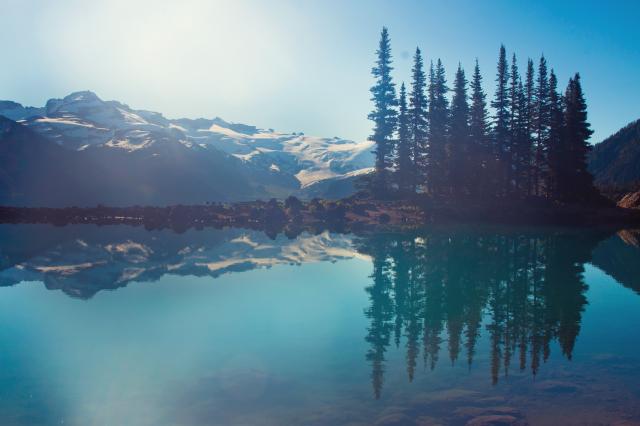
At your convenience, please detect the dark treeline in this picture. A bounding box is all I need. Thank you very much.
[358,229,603,398]
[368,28,600,204]
[0,197,424,237]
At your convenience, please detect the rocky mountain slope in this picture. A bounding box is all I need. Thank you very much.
[589,118,640,191]
[617,191,640,209]
[0,91,373,206]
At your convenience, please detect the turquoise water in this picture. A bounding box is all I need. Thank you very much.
[0,225,639,425]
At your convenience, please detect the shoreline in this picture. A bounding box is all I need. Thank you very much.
[1,197,639,235]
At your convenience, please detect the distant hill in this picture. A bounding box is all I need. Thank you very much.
[589,118,640,191]
[0,91,373,206]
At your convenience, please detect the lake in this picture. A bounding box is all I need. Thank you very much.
[0,224,639,425]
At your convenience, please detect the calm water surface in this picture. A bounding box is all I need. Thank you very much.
[1,224,640,425]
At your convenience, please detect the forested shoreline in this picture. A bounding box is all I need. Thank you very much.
[2,194,639,234]
[367,27,603,204]
[3,29,639,229]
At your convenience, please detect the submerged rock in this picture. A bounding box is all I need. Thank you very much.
[454,406,526,426]
[465,414,523,426]
[411,388,481,405]
[374,412,414,426]
[415,415,444,426]
[533,380,580,394]
[454,406,521,418]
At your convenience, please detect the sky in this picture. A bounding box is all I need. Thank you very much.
[1,0,639,143]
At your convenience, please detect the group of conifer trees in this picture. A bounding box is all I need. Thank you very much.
[368,27,599,202]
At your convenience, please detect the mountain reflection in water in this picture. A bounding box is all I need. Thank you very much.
[0,225,361,299]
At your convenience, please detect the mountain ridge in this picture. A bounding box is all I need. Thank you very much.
[0,91,374,206]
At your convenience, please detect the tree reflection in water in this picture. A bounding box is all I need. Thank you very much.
[358,228,604,398]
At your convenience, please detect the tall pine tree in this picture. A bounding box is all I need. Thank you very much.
[523,59,536,196]
[396,82,413,195]
[426,60,436,190]
[491,45,510,196]
[562,73,597,202]
[507,54,521,195]
[368,27,397,197]
[409,47,428,192]
[546,70,564,199]
[427,59,450,195]
[514,80,529,196]
[509,54,530,196]
[533,55,550,196]
[449,64,470,196]
[469,59,491,197]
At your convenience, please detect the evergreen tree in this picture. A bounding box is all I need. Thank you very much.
[428,60,436,110]
[523,59,536,195]
[396,83,413,195]
[507,54,521,195]
[517,80,531,196]
[491,45,510,195]
[469,59,491,196]
[533,55,550,196]
[426,61,436,190]
[509,55,530,196]
[427,59,449,195]
[409,47,428,191]
[368,27,397,197]
[562,73,597,202]
[546,70,565,199]
[449,64,471,195]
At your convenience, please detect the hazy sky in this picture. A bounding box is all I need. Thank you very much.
[1,0,638,143]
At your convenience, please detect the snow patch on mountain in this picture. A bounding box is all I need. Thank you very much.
[33,116,109,130]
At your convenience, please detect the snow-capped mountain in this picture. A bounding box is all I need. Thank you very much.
[0,91,373,202]
[0,113,295,207]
